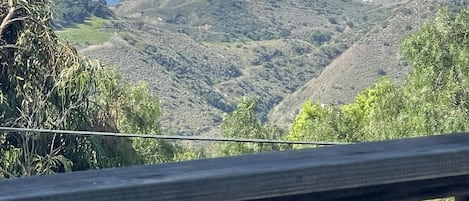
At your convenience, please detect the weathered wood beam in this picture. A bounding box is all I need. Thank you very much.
[456,195,469,201]
[1,134,469,201]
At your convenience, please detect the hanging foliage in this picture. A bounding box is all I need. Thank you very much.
[0,0,142,178]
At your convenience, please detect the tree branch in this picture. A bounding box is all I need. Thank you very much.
[0,166,15,178]
[0,0,16,37]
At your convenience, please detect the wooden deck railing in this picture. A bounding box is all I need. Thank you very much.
[1,134,469,201]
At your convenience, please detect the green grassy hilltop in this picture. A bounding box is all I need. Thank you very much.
[56,17,112,45]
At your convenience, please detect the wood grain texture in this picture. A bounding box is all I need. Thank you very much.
[1,134,469,201]
[456,195,469,201]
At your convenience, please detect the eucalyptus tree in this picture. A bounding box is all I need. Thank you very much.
[0,0,171,178]
[219,97,283,156]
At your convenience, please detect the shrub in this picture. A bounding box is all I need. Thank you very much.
[309,31,333,46]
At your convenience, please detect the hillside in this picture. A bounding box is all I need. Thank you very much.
[78,0,443,136]
[269,0,439,129]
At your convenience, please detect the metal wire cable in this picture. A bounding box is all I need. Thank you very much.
[0,127,347,146]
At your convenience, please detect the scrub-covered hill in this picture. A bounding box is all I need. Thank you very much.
[75,0,447,135]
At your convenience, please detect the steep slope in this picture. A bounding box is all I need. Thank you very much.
[80,26,237,135]
[269,0,438,129]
